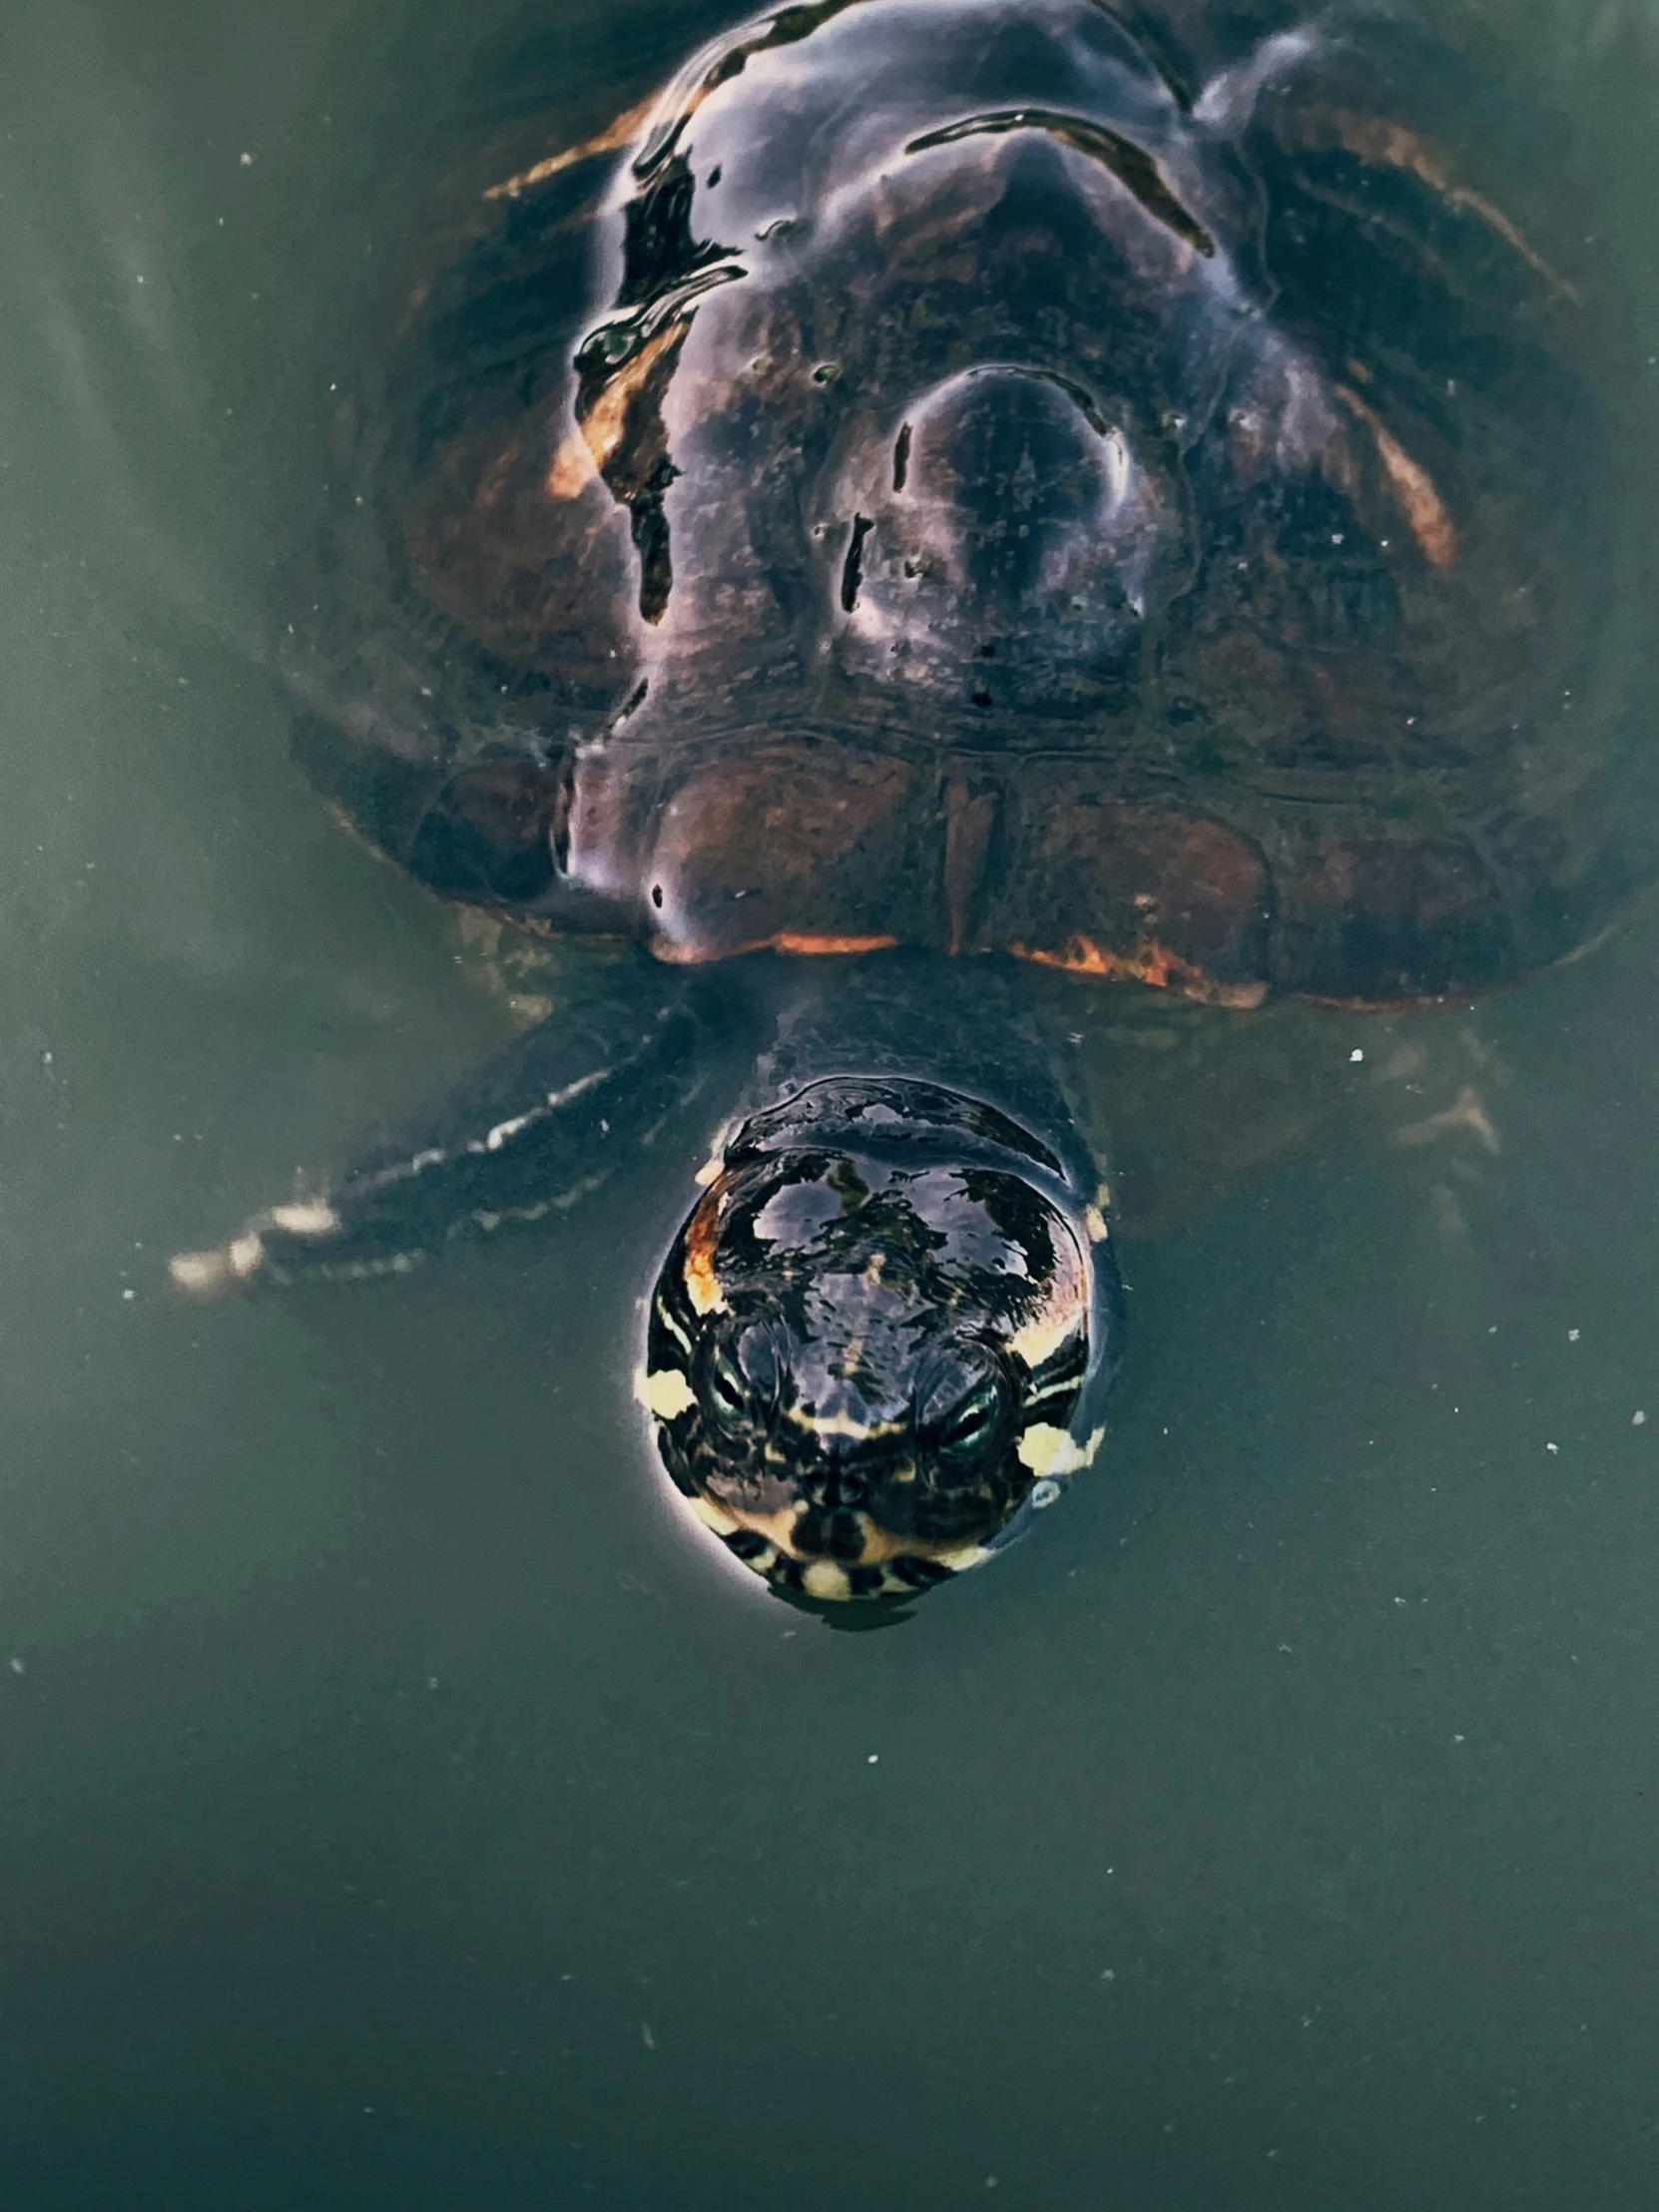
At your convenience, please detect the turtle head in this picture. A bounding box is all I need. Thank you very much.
[641,1080,1118,1603]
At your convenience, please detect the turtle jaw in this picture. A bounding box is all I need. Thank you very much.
[682,1490,991,1604]
[645,1386,1040,1602]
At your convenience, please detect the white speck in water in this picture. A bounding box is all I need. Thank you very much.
[8,1659,23,1676]
[1454,1733,1465,1744]
[240,151,255,167]
[1568,1329,1580,1342]
[1101,1968,1115,1980]
[641,2024,655,2050]
[1350,1047,1364,1062]
[1546,1442,1559,1455]
[121,1288,135,1303]
[1634,1411,1647,1426]
[867,1754,878,1765]
[426,1677,439,1690]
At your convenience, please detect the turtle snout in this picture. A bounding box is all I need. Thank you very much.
[804,1448,869,1506]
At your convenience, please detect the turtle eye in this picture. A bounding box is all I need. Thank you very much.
[703,1325,784,1435]
[705,1340,752,1430]
[917,1355,1010,1473]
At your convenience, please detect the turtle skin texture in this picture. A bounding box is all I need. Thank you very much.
[287,0,1654,1011]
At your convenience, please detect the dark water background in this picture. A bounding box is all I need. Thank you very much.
[8,2,1659,2204]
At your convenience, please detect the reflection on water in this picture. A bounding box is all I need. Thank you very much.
[6,3,1659,2206]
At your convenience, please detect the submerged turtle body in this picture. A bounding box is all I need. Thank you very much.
[296,0,1645,1007]
[185,1,1655,1601]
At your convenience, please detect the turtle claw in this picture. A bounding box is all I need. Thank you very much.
[169,1234,269,1298]
[1391,1083,1502,1156]
[169,1201,340,1298]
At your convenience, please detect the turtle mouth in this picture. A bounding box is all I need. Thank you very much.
[681,1490,992,1603]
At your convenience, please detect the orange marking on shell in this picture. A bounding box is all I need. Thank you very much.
[1336,386,1457,571]
[1013,934,1267,1009]
[651,930,900,966]
[580,321,685,479]
[1334,115,1577,302]
[772,931,900,957]
[545,435,596,500]
[681,1186,729,1315]
[484,94,659,201]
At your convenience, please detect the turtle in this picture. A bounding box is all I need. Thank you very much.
[172,0,1654,1603]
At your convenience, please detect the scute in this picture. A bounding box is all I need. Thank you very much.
[287,0,1656,1005]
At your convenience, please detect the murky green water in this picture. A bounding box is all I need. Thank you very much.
[8,3,1659,2205]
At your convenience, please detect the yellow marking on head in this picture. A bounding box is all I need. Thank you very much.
[1007,1221,1090,1371]
[1009,1311,1084,1372]
[1017,1422,1106,1478]
[653,1297,693,1355]
[782,1405,907,1442]
[694,1124,734,1188]
[700,1499,981,1574]
[803,1561,851,1601]
[636,1367,698,1421]
[686,1493,740,1536]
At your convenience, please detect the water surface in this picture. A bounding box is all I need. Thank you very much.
[8,3,1659,2204]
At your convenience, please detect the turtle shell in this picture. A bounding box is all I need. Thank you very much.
[288,0,1656,1005]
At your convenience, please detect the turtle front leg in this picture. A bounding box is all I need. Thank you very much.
[170,965,749,1295]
